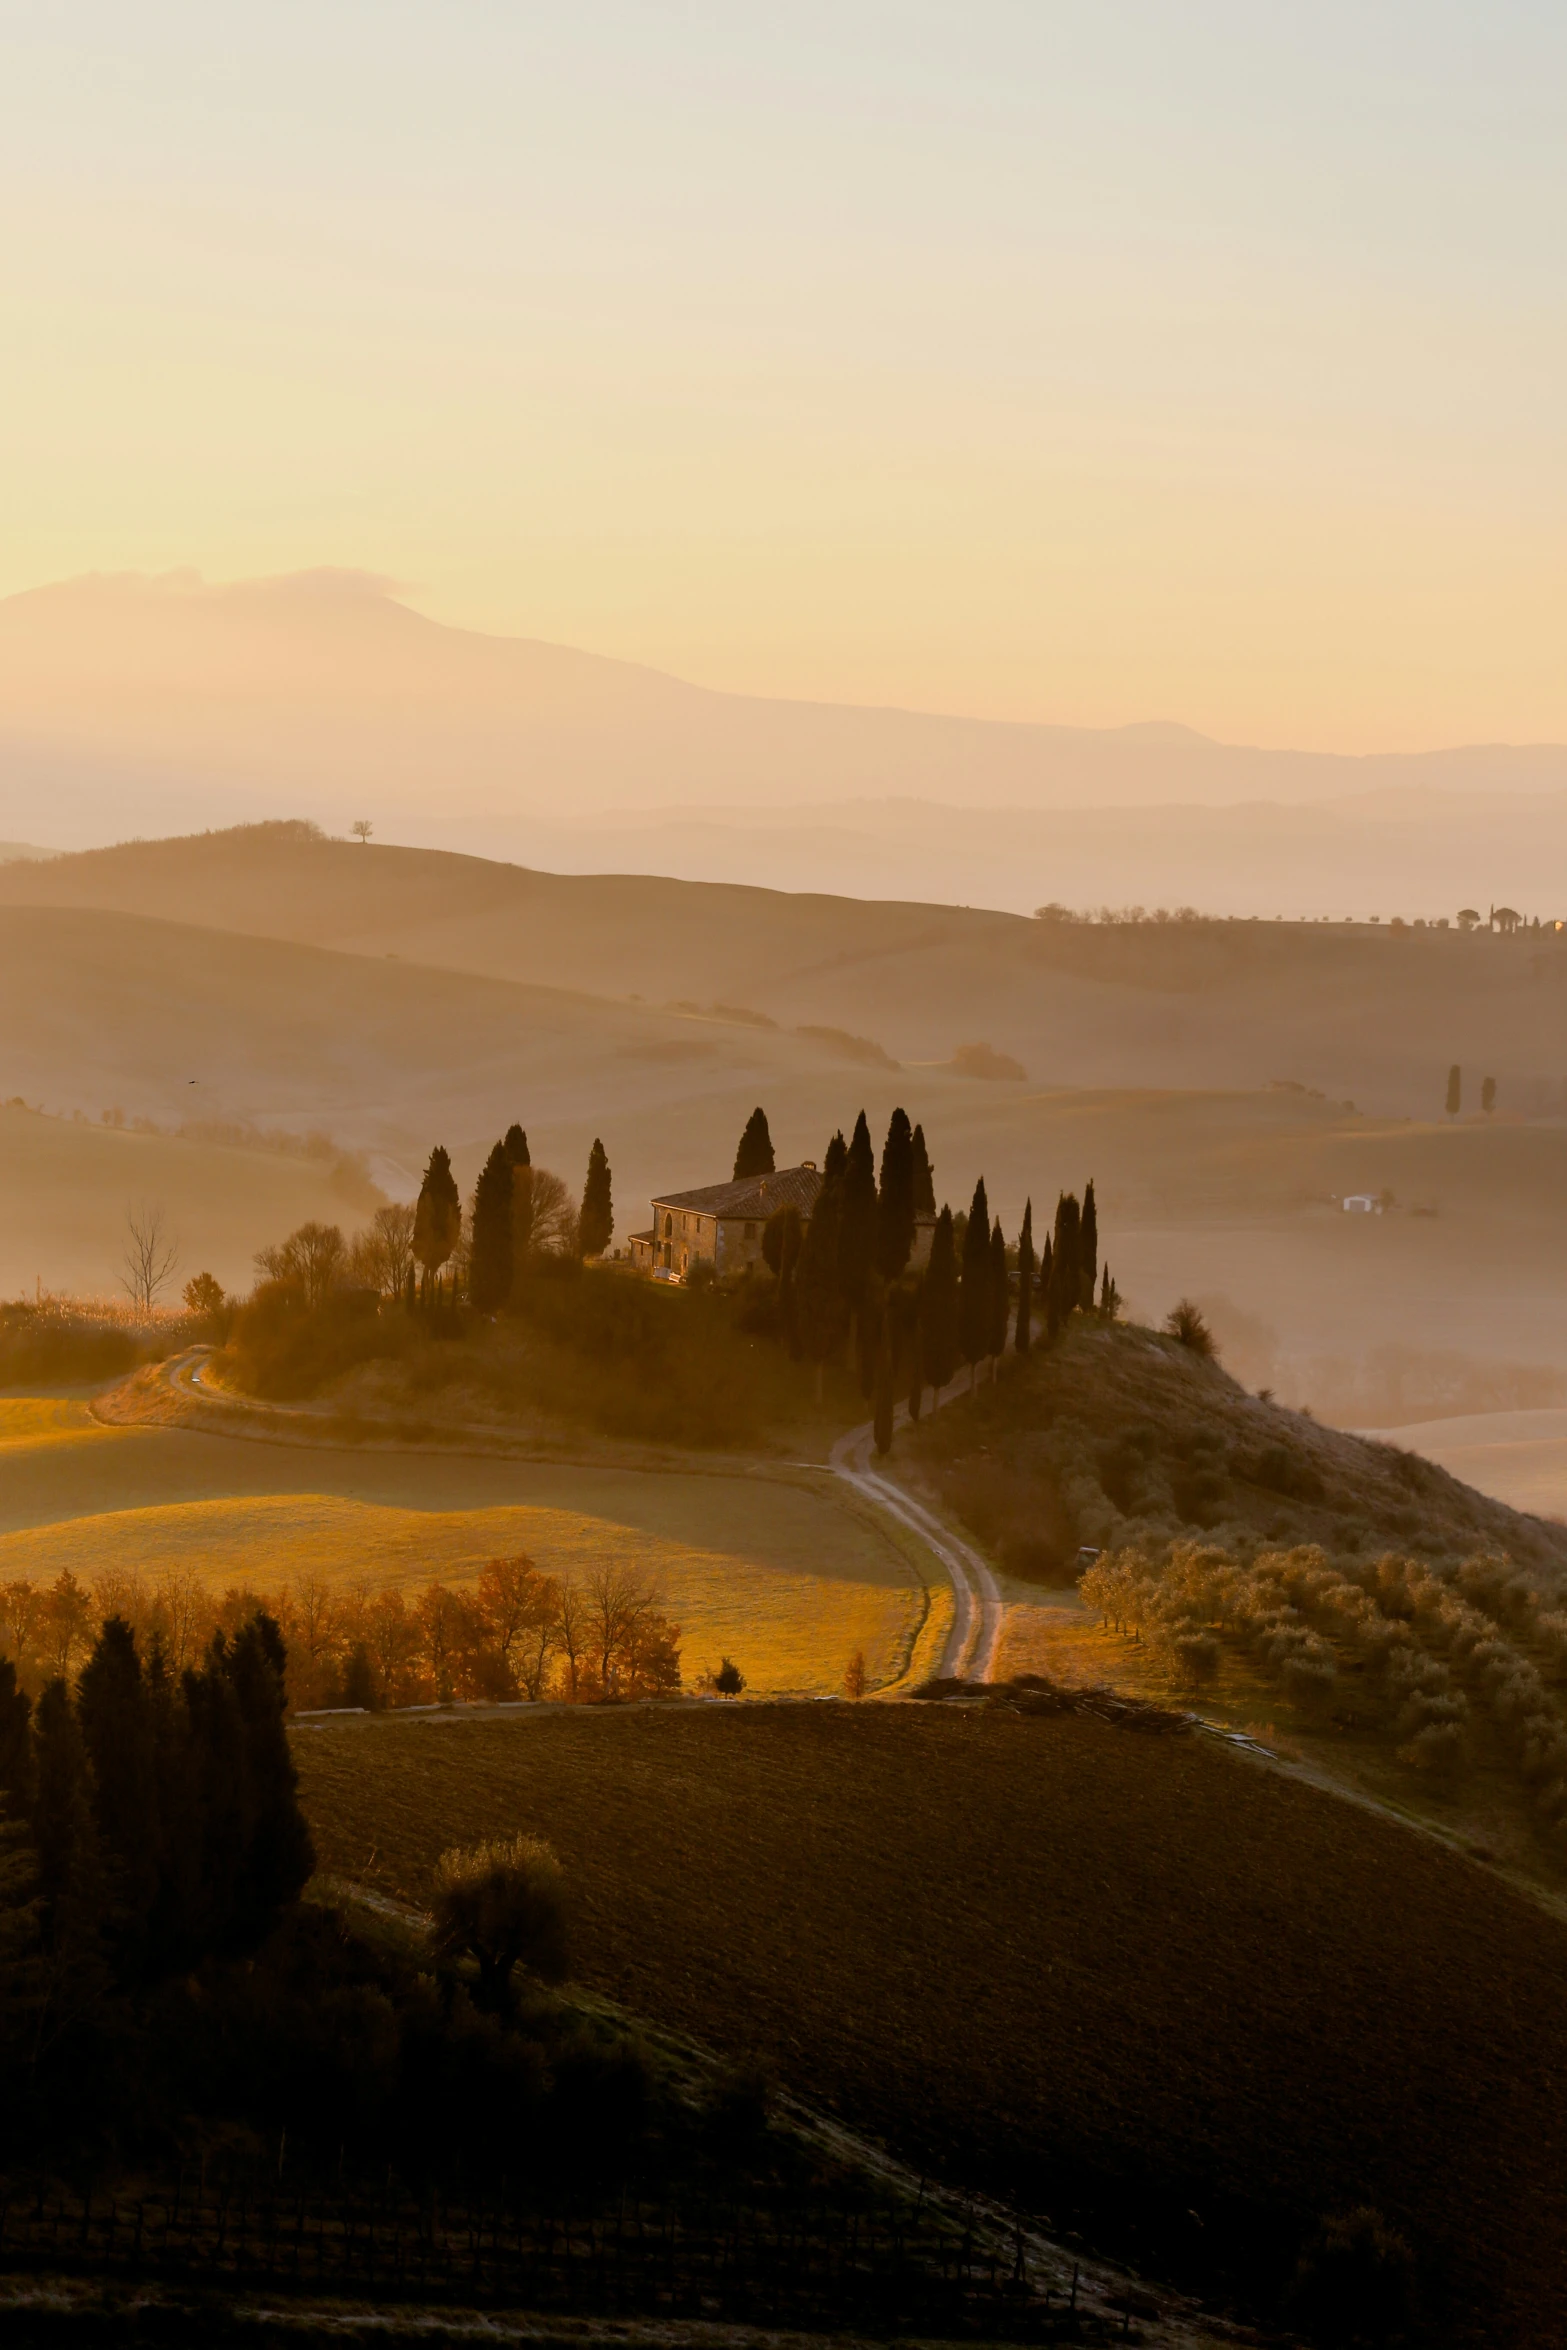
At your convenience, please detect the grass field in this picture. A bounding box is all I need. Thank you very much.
[295,1702,1567,2347]
[0,1389,932,1697]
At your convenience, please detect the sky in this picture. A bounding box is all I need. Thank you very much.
[2,1,1565,751]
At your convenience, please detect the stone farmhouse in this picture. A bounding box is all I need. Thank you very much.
[629,1162,937,1280]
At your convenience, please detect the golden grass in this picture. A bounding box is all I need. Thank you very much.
[0,1479,927,1698]
[0,1396,104,1448]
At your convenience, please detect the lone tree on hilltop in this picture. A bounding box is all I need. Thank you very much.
[350,819,372,845]
[579,1138,613,1258]
[910,1123,935,1217]
[733,1108,775,1180]
[414,1146,462,1305]
[958,1178,991,1384]
[876,1107,916,1279]
[468,1142,514,1312]
[1015,1200,1034,1355]
[431,1834,567,2011]
[921,1207,959,1395]
[1482,1075,1497,1115]
[1446,1064,1462,1117]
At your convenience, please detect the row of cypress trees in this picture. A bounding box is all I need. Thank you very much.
[414,1126,614,1312]
[0,1614,315,2072]
[749,1104,1110,1450]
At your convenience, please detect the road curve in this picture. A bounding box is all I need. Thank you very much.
[829,1375,1006,1682]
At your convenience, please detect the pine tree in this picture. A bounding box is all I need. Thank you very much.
[959,1178,991,1379]
[988,1218,1009,1366]
[1446,1065,1462,1117]
[872,1323,895,1455]
[579,1138,613,1258]
[1048,1192,1080,1338]
[921,1208,960,1392]
[794,1173,847,1399]
[1015,1199,1034,1356]
[876,1108,916,1279]
[413,1146,462,1304]
[910,1124,936,1216]
[468,1142,514,1311]
[733,1107,775,1180]
[840,1112,878,1313]
[1079,1179,1099,1310]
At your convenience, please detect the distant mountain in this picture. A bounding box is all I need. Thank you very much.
[3,570,1566,855]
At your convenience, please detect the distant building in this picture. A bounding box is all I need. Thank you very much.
[1342,1193,1381,1214]
[628,1161,936,1279]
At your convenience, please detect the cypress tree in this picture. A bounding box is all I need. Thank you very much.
[959,1178,991,1380]
[413,1146,462,1305]
[840,1112,878,1313]
[1040,1232,1054,1337]
[911,1124,936,1216]
[1048,1192,1080,1338]
[1446,1065,1462,1117]
[468,1141,514,1311]
[503,1125,530,1167]
[30,1679,107,2013]
[1100,1263,1120,1320]
[0,1660,33,1818]
[921,1208,960,1392]
[1080,1179,1099,1309]
[822,1128,849,1184]
[777,1207,803,1357]
[77,1618,159,1968]
[733,1107,776,1179]
[794,1173,848,1399]
[579,1138,614,1258]
[876,1108,916,1279]
[988,1218,1009,1365]
[225,1615,314,1945]
[1015,1199,1034,1356]
[907,1280,925,1422]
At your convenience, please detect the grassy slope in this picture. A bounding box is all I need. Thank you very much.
[907,1321,1567,1879]
[296,1703,1567,2346]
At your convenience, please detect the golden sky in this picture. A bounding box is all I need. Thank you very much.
[3,4,1564,751]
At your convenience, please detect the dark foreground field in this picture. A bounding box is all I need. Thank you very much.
[297,1704,1567,2347]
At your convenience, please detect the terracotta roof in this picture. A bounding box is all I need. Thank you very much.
[653,1165,823,1220]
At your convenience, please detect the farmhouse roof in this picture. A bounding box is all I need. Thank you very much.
[653,1164,823,1219]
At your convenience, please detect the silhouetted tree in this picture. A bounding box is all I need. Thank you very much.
[504,1125,530,1166]
[959,1178,991,1380]
[822,1128,848,1185]
[1080,1178,1099,1308]
[1040,1232,1054,1332]
[762,1202,799,1274]
[876,1108,916,1279]
[506,1125,535,1273]
[579,1138,613,1258]
[431,1834,567,2011]
[910,1123,936,1217]
[1048,1192,1080,1339]
[77,1619,159,1973]
[921,1208,960,1394]
[733,1108,775,1180]
[1446,1064,1462,1117]
[1015,1199,1034,1356]
[468,1142,514,1311]
[414,1146,462,1304]
[872,1322,896,1455]
[795,1171,847,1398]
[988,1218,1009,1365]
[839,1112,878,1320]
[0,1661,33,1819]
[1099,1262,1121,1320]
[777,1208,803,1358]
[1481,1075,1497,1115]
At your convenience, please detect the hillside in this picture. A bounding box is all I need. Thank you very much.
[7,571,1567,858]
[296,1702,1567,2346]
[907,1319,1567,1883]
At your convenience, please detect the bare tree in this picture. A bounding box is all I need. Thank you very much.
[350,819,373,845]
[527,1168,580,1259]
[255,1220,346,1308]
[121,1200,179,1313]
[585,1560,662,1698]
[350,1201,416,1298]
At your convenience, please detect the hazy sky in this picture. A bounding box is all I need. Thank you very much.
[3,3,1564,749]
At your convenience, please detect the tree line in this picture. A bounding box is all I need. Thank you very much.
[0,1558,682,1711]
[736,1103,1115,1453]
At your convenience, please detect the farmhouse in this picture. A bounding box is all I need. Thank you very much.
[629,1163,823,1278]
[629,1162,940,1280]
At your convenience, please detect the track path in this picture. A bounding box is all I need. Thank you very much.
[830,1368,1006,1681]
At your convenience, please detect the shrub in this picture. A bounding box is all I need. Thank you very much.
[713,1658,746,1696]
[1165,1299,1216,1357]
[431,1834,568,2010]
